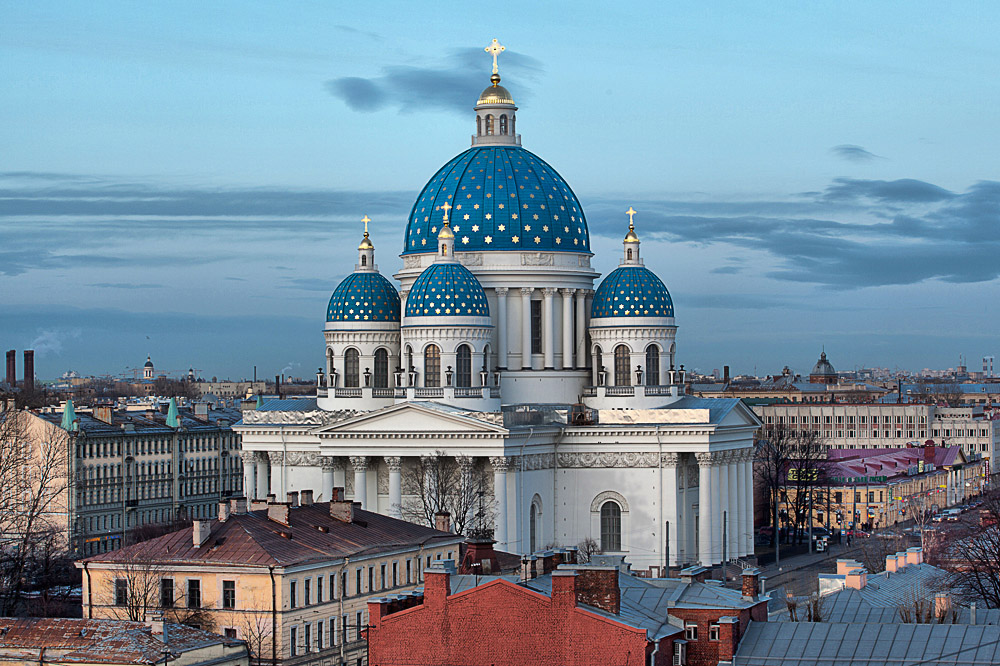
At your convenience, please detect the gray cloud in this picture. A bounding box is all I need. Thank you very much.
[710,266,743,275]
[821,178,955,203]
[325,48,543,114]
[831,144,883,162]
[88,282,166,289]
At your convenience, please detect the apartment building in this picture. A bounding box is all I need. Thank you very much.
[78,491,463,666]
[19,398,243,556]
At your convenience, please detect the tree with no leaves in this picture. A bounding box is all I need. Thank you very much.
[941,491,1000,608]
[235,606,273,666]
[756,423,831,545]
[0,410,73,616]
[401,452,494,536]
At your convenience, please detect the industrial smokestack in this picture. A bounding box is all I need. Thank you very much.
[275,374,281,400]
[723,365,730,384]
[5,350,14,388]
[23,350,34,393]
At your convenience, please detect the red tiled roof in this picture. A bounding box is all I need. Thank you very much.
[82,502,461,569]
[0,617,242,664]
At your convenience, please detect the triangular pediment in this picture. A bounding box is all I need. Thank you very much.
[311,401,507,436]
[719,400,764,429]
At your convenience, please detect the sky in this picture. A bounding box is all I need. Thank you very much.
[2,1,999,381]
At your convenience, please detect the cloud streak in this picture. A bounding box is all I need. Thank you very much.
[831,144,883,162]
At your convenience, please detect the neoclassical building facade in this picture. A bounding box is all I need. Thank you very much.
[234,41,759,573]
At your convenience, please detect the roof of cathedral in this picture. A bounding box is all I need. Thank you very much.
[590,265,674,320]
[404,262,490,319]
[811,351,836,376]
[402,145,590,255]
[327,271,401,323]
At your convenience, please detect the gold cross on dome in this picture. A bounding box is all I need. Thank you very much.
[441,201,452,223]
[626,206,637,229]
[485,38,505,75]
[362,214,371,235]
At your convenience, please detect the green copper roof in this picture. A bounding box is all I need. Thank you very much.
[255,395,264,410]
[166,397,180,428]
[61,400,78,432]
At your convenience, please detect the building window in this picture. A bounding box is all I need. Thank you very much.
[684,622,698,640]
[356,611,363,642]
[392,561,398,587]
[600,501,622,552]
[645,346,660,386]
[529,502,538,553]
[424,345,441,387]
[368,566,374,592]
[356,568,362,595]
[406,559,412,584]
[380,564,387,590]
[160,578,174,607]
[305,578,311,605]
[114,578,127,606]
[530,300,542,354]
[709,623,720,641]
[500,114,508,135]
[341,614,348,644]
[456,344,472,387]
[317,619,324,650]
[222,580,236,609]
[290,580,297,608]
[224,627,237,639]
[290,626,298,657]
[369,347,388,388]
[614,345,631,386]
[304,624,311,653]
[344,349,360,388]
[673,641,687,666]
[187,579,201,609]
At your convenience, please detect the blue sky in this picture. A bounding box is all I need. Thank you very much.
[2,2,999,380]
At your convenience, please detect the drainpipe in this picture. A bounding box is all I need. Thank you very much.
[82,561,92,619]
[268,565,277,666]
[338,557,350,665]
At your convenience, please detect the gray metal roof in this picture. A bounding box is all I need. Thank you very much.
[737,621,1000,665]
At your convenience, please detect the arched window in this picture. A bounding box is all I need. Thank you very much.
[645,345,660,386]
[344,349,360,388]
[441,243,447,256]
[373,348,389,388]
[476,116,482,136]
[424,345,441,387]
[626,248,633,260]
[529,502,538,552]
[510,115,516,136]
[482,345,491,379]
[600,501,622,552]
[595,346,603,384]
[499,114,508,135]
[486,114,494,135]
[360,255,367,266]
[614,345,631,386]
[456,344,472,387]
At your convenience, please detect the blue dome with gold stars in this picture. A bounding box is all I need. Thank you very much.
[403,146,590,255]
[404,262,490,320]
[591,266,674,321]
[327,272,400,323]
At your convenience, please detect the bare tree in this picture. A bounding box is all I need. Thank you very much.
[785,593,826,622]
[942,491,1000,608]
[855,533,907,575]
[895,586,957,624]
[0,411,73,616]
[401,452,494,536]
[576,537,601,563]
[756,424,830,546]
[235,606,274,666]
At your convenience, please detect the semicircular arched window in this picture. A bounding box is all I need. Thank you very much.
[645,345,660,386]
[424,345,441,387]
[373,348,389,388]
[344,349,360,388]
[456,344,472,387]
[614,345,631,387]
[600,501,622,552]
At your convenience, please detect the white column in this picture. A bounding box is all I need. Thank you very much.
[560,289,574,371]
[697,453,713,566]
[662,453,680,568]
[710,459,722,564]
[520,287,533,369]
[491,456,510,548]
[574,290,587,369]
[496,287,509,369]
[729,456,740,559]
[542,288,556,369]
[350,456,369,509]
[736,452,748,556]
[255,454,268,499]
[719,457,730,562]
[385,456,402,518]
[241,452,256,500]
[321,457,336,502]
[267,452,284,498]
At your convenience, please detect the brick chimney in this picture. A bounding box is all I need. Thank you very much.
[435,511,451,533]
[329,498,354,523]
[267,502,291,526]
[286,491,299,508]
[551,570,578,610]
[331,487,344,502]
[423,568,452,607]
[742,568,760,600]
[22,350,34,393]
[4,350,13,388]
[836,559,862,575]
[218,501,231,523]
[924,444,937,463]
[679,566,708,584]
[885,555,898,573]
[300,489,314,505]
[229,497,248,514]
[574,566,620,615]
[717,616,740,662]
[93,404,113,425]
[906,547,923,566]
[459,537,499,575]
[192,520,211,548]
[845,568,867,590]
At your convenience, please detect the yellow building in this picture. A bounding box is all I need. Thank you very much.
[77,490,463,666]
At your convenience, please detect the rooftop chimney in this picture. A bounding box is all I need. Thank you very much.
[229,497,248,514]
[551,570,578,610]
[23,350,34,393]
[435,511,451,533]
[845,568,867,590]
[329,497,354,523]
[267,502,291,526]
[724,365,731,384]
[5,350,14,388]
[742,568,760,600]
[93,404,113,425]
[300,489,314,506]
[192,520,211,548]
[460,537,499,575]
[286,491,299,508]
[574,566,620,615]
[218,501,231,523]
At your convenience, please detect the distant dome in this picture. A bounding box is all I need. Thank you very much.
[591,266,674,321]
[144,357,154,368]
[404,262,489,320]
[327,272,400,323]
[403,146,589,255]
[810,351,836,377]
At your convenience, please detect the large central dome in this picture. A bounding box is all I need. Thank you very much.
[402,145,590,255]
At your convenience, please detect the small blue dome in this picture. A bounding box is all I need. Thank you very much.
[405,263,490,319]
[591,266,674,319]
[327,272,400,323]
[403,146,590,255]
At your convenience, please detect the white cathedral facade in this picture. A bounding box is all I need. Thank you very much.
[234,41,759,573]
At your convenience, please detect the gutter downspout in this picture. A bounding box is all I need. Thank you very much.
[268,565,277,666]
[82,561,92,619]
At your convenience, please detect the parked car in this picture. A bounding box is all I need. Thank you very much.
[932,513,945,523]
